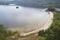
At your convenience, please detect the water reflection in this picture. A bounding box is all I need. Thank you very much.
[0,5,49,32]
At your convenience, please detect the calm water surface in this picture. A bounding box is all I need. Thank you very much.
[0,5,50,32]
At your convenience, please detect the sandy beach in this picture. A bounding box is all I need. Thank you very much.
[20,12,53,36]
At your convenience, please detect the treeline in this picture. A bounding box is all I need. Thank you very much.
[0,2,9,5]
[0,0,60,8]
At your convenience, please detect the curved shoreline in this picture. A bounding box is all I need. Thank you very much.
[20,12,53,36]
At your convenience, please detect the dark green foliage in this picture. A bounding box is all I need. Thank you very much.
[38,30,45,36]
[0,25,12,40]
[47,7,56,12]
[0,25,20,40]
[0,25,4,30]
[38,12,60,40]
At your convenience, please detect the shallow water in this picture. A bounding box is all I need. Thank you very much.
[0,5,49,32]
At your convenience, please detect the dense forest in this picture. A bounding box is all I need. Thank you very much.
[38,11,60,40]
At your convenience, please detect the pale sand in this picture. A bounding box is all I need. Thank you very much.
[20,12,53,36]
[7,12,53,36]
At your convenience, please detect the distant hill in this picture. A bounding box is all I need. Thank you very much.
[0,0,60,3]
[0,0,60,8]
[12,0,60,8]
[13,0,60,3]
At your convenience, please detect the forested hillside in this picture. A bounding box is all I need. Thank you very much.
[0,0,60,8]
